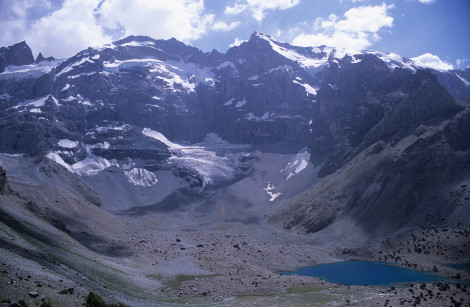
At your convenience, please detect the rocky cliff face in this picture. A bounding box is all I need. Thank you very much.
[0,33,469,234]
[0,41,35,73]
[1,34,468,159]
[0,166,11,195]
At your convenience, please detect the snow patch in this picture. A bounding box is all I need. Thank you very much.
[456,73,470,86]
[143,129,250,188]
[56,57,94,77]
[124,168,158,187]
[224,98,235,106]
[258,34,329,69]
[61,84,70,91]
[46,153,74,173]
[72,156,111,176]
[104,59,214,93]
[51,96,59,106]
[217,61,237,70]
[246,112,270,121]
[263,182,282,202]
[13,96,49,109]
[142,128,176,148]
[370,51,417,72]
[293,80,318,95]
[91,142,110,150]
[235,99,247,108]
[58,139,78,149]
[0,60,61,79]
[281,148,311,181]
[63,96,75,102]
[120,41,155,48]
[0,93,11,101]
[267,65,292,74]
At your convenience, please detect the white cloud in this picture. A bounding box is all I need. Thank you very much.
[213,21,241,32]
[96,0,214,42]
[225,0,300,22]
[0,0,51,48]
[335,5,393,33]
[225,3,247,15]
[456,58,469,69]
[19,0,216,58]
[411,53,454,70]
[26,0,111,59]
[292,3,393,51]
[229,38,247,47]
[418,0,435,3]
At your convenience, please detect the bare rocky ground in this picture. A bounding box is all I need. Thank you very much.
[1,191,469,307]
[0,155,469,306]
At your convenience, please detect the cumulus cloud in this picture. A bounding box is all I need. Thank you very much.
[229,37,247,47]
[26,0,111,59]
[225,0,300,22]
[96,0,214,42]
[292,3,393,51]
[411,53,454,70]
[17,0,216,58]
[0,0,51,47]
[212,21,241,32]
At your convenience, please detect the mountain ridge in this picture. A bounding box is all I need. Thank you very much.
[0,32,469,306]
[0,32,469,233]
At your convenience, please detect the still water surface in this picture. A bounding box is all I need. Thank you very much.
[281,260,444,286]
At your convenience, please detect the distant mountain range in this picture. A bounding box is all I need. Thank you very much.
[1,32,469,235]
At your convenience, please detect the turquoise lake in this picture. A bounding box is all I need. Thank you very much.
[281,260,444,286]
[445,263,470,273]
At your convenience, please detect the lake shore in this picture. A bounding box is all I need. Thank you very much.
[1,190,469,306]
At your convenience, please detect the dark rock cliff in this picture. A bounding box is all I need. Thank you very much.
[0,35,469,234]
[0,166,11,195]
[0,41,35,73]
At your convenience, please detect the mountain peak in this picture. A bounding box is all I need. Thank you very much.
[114,35,155,45]
[249,32,278,44]
[0,40,35,72]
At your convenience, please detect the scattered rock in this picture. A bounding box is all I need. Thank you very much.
[59,287,74,295]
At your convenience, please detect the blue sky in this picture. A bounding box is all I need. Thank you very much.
[1,0,469,70]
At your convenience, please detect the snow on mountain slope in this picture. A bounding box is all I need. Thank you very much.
[103,59,214,93]
[124,168,158,187]
[280,148,311,181]
[58,139,79,149]
[264,182,282,202]
[1,33,469,197]
[143,129,251,188]
[0,59,62,79]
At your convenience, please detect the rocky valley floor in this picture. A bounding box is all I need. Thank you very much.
[0,145,469,307]
[1,189,469,306]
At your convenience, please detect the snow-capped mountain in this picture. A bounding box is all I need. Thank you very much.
[1,33,469,232]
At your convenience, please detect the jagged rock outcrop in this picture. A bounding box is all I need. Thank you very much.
[0,41,35,72]
[1,34,468,163]
[0,34,469,230]
[0,166,11,194]
[35,52,55,63]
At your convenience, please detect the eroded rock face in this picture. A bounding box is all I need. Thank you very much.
[0,34,468,164]
[0,166,11,195]
[0,34,469,227]
[0,41,35,72]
